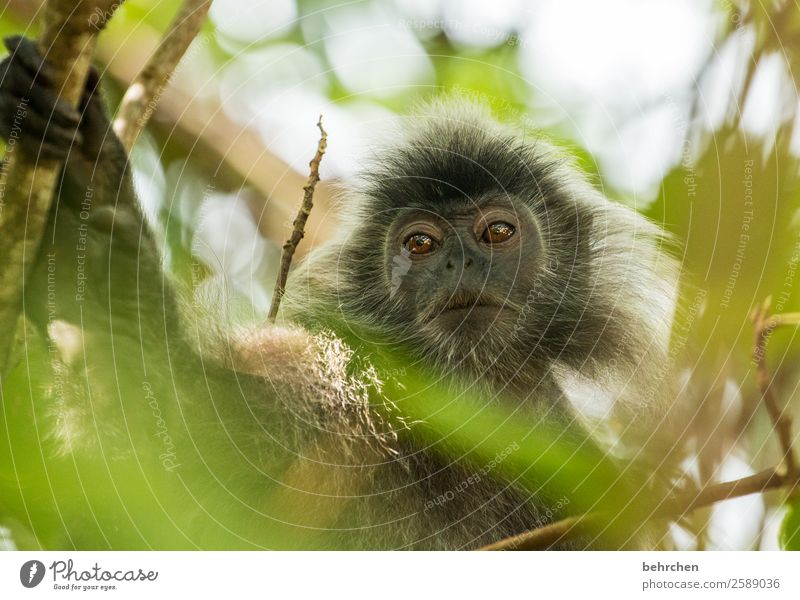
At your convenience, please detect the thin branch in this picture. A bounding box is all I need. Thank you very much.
[0,0,118,374]
[482,299,800,551]
[112,0,212,152]
[481,467,794,551]
[267,116,327,323]
[480,513,593,551]
[751,297,798,474]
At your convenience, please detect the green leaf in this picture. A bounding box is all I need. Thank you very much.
[780,497,800,550]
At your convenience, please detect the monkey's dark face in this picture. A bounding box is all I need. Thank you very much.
[317,110,599,384]
[288,107,673,400]
[382,194,545,359]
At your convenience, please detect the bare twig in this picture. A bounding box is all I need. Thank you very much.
[112,0,212,152]
[480,513,594,551]
[267,116,327,323]
[0,0,118,374]
[482,467,794,551]
[482,300,800,550]
[751,297,798,475]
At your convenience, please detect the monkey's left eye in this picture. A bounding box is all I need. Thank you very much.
[404,233,437,255]
[482,222,516,244]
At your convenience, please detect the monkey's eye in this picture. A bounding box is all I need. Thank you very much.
[482,222,516,244]
[404,233,436,255]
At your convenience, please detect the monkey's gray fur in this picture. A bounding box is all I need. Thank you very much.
[284,100,679,446]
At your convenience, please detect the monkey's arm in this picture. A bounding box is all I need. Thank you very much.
[0,35,178,343]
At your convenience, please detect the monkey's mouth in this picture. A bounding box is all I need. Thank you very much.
[436,291,506,319]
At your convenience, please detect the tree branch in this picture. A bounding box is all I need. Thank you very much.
[481,300,800,550]
[481,467,794,550]
[751,297,798,475]
[5,0,338,253]
[267,116,327,323]
[112,0,212,152]
[0,0,118,374]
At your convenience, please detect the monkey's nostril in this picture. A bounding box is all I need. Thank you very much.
[464,258,473,268]
[446,261,454,270]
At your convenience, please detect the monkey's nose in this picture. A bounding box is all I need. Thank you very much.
[445,257,473,270]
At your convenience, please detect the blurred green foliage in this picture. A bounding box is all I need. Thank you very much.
[780,497,800,550]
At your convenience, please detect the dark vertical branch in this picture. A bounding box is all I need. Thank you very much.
[0,0,119,375]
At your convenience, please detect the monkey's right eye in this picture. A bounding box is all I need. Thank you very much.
[482,221,516,244]
[404,233,436,255]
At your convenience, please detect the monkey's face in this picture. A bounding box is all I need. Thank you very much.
[381,194,546,364]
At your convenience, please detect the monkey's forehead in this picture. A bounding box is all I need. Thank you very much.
[378,193,523,220]
[360,127,563,210]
